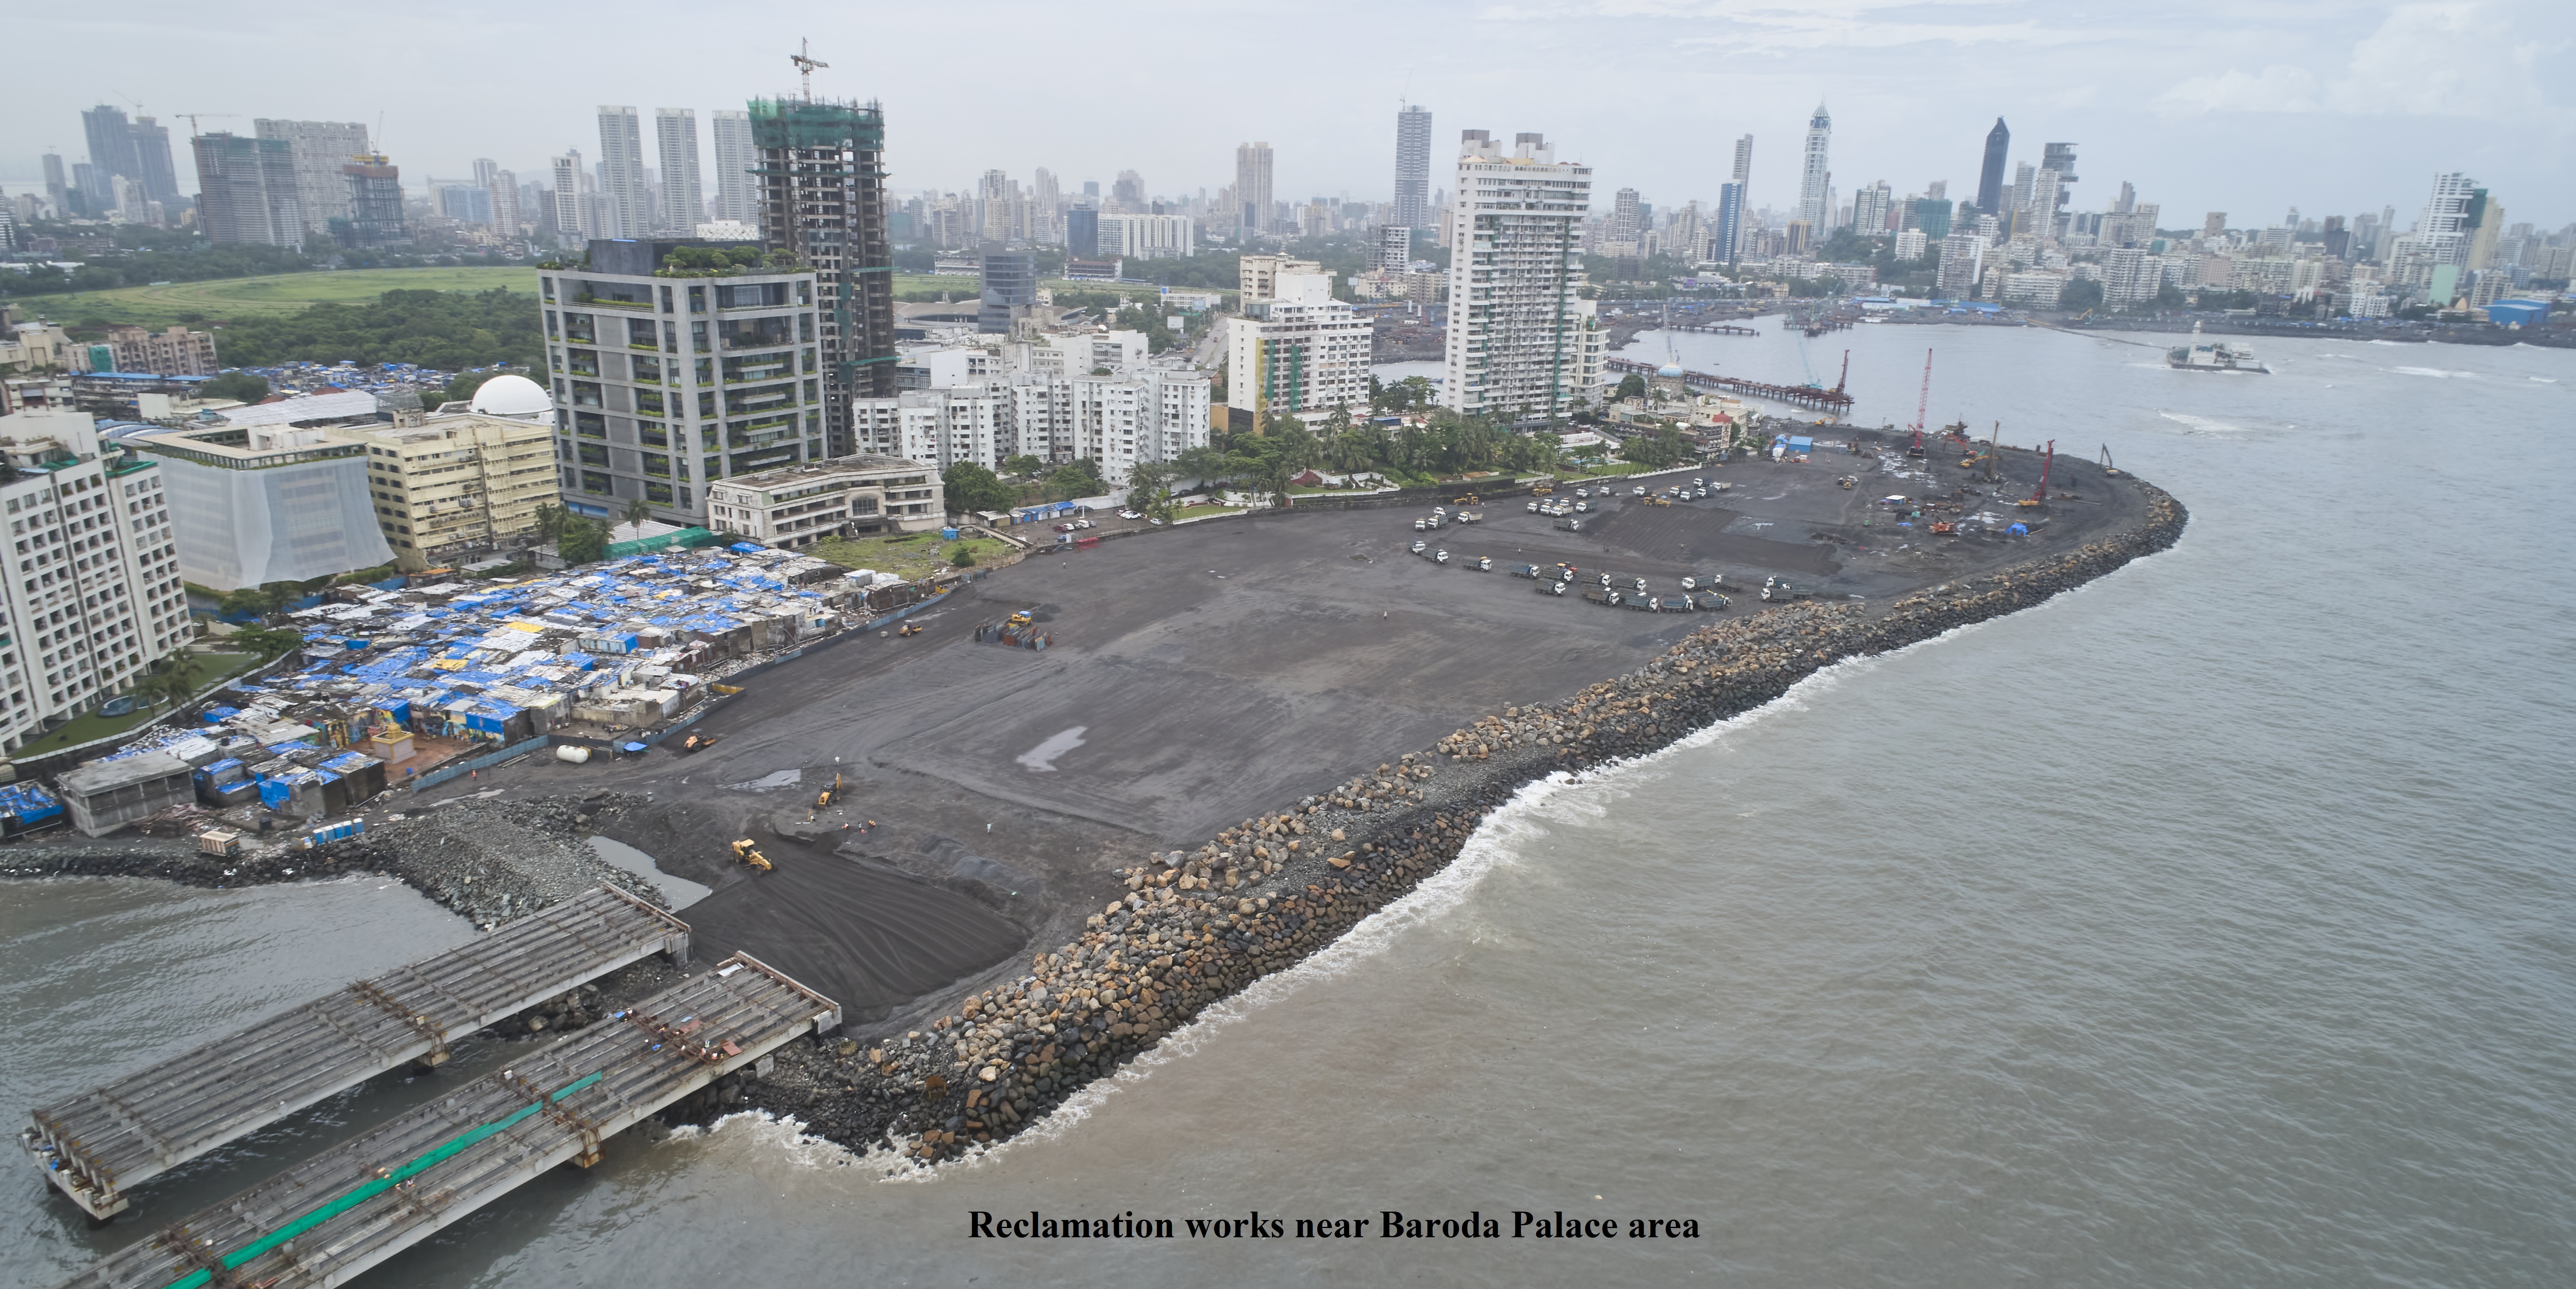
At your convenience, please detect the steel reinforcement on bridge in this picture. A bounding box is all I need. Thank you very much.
[1605,357,1854,412]
[58,952,840,1289]
[22,887,690,1221]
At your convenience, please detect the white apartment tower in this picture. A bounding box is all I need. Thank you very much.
[1228,272,1372,426]
[595,107,648,239]
[0,409,190,756]
[473,158,519,237]
[549,152,588,239]
[1796,103,1832,230]
[653,109,703,235]
[709,109,757,223]
[251,119,369,231]
[1440,130,1605,424]
[2417,172,2478,268]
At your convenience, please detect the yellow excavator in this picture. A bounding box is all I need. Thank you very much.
[730,839,773,872]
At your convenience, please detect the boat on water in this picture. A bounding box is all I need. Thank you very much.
[2168,321,2270,373]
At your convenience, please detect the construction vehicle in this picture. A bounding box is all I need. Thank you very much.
[1006,608,1036,629]
[1511,563,1545,579]
[1530,482,1554,496]
[896,622,924,637]
[1930,520,1957,535]
[1452,492,1480,505]
[730,839,774,872]
[1537,579,1567,596]
[2017,440,2056,508]
[1837,475,1857,490]
[677,731,724,754]
[816,772,842,810]
[2099,444,2122,477]
[1644,495,1671,507]
[1468,555,1493,572]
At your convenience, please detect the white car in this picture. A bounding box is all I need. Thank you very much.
[1527,501,1540,512]
[1118,509,1141,520]
[1631,485,1647,496]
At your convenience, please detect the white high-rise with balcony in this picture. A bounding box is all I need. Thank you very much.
[1440,130,1604,424]
[709,110,757,223]
[595,107,648,239]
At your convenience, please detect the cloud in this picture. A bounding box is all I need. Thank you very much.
[2154,2,2565,122]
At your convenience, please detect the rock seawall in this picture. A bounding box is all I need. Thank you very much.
[738,482,2189,1163]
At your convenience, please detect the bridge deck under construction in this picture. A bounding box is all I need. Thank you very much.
[23,886,690,1221]
[59,952,838,1289]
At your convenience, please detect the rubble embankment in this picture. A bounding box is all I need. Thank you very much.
[0,797,658,930]
[721,481,2187,1165]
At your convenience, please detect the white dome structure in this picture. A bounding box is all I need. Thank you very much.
[467,373,552,420]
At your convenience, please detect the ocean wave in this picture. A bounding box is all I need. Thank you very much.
[2393,367,2479,379]
[2158,411,2247,435]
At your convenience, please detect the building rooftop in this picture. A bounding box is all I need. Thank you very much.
[719,454,930,490]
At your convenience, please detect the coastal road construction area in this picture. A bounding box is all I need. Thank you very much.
[483,428,2143,1021]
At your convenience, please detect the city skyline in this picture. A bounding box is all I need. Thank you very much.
[0,1,2566,229]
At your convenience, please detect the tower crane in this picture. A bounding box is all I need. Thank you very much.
[790,39,829,100]
[178,113,239,137]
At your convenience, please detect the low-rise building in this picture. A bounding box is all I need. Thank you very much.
[1999,271,2068,308]
[351,375,560,570]
[705,454,942,548]
[0,407,190,754]
[120,392,395,590]
[104,324,218,377]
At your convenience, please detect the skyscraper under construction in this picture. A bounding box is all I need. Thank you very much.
[750,94,897,455]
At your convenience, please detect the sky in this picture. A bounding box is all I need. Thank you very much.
[5,0,2570,232]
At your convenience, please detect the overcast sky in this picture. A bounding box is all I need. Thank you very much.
[6,0,2569,230]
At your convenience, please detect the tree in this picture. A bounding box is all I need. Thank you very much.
[441,371,497,407]
[219,586,276,620]
[201,371,270,404]
[946,542,978,567]
[2058,278,2106,312]
[557,518,607,565]
[1620,424,1696,470]
[531,502,568,542]
[1614,373,1648,403]
[1045,458,1106,502]
[1124,459,1181,522]
[231,626,306,661]
[942,461,1014,513]
[1002,454,1044,478]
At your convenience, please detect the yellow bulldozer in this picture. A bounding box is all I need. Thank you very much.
[730,839,773,872]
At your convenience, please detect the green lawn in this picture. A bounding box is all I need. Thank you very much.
[1173,505,1249,522]
[808,531,1016,579]
[14,651,261,755]
[21,268,536,329]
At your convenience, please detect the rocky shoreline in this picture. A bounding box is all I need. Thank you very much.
[731,480,2188,1166]
[2,479,2185,1173]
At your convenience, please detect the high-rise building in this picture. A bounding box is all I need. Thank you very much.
[1796,104,1832,230]
[1934,232,1987,297]
[192,133,304,247]
[1030,168,1061,244]
[1440,130,1604,423]
[42,154,69,221]
[1608,187,1644,253]
[1975,117,2009,216]
[1852,181,1893,237]
[1235,142,1273,233]
[1112,170,1144,211]
[654,109,703,234]
[1394,103,1433,228]
[979,248,1035,334]
[549,152,588,239]
[1376,223,1412,273]
[1067,206,1100,259]
[544,238,822,520]
[80,106,141,196]
[252,119,369,234]
[2416,172,2478,268]
[709,109,757,224]
[473,158,519,235]
[0,407,191,754]
[749,94,898,453]
[1229,272,1372,425]
[596,107,648,239]
[337,154,407,247]
[1715,182,1746,266]
[2038,142,2078,232]
[129,118,177,208]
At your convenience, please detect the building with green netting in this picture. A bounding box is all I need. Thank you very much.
[748,96,897,458]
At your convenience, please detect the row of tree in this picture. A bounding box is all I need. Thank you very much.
[211,288,543,371]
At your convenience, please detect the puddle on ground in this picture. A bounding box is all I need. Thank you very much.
[585,836,714,910]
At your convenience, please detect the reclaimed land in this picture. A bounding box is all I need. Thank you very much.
[2,429,2183,1171]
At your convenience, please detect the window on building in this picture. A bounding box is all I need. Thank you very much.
[639,422,668,447]
[645,481,674,503]
[641,453,670,478]
[628,318,658,349]
[632,354,662,383]
[575,412,607,438]
[580,471,613,494]
[577,444,609,467]
[567,349,599,376]
[562,312,593,343]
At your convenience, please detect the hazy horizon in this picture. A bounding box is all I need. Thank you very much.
[4,0,2569,231]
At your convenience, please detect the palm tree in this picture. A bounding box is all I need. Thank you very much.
[622,497,650,534]
[532,502,567,542]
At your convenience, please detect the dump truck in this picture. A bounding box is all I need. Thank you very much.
[1467,555,1493,572]
[1537,579,1567,596]
[1511,563,1545,579]
[1759,576,1814,602]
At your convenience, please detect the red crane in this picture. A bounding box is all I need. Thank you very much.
[1832,350,1849,395]
[1904,349,1931,457]
[2017,439,2056,507]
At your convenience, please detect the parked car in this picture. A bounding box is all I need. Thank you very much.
[1074,519,1096,530]
[1414,518,1428,531]
[1410,540,1428,554]
[1118,509,1142,520]
[1630,485,1647,496]
[1054,522,1077,532]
